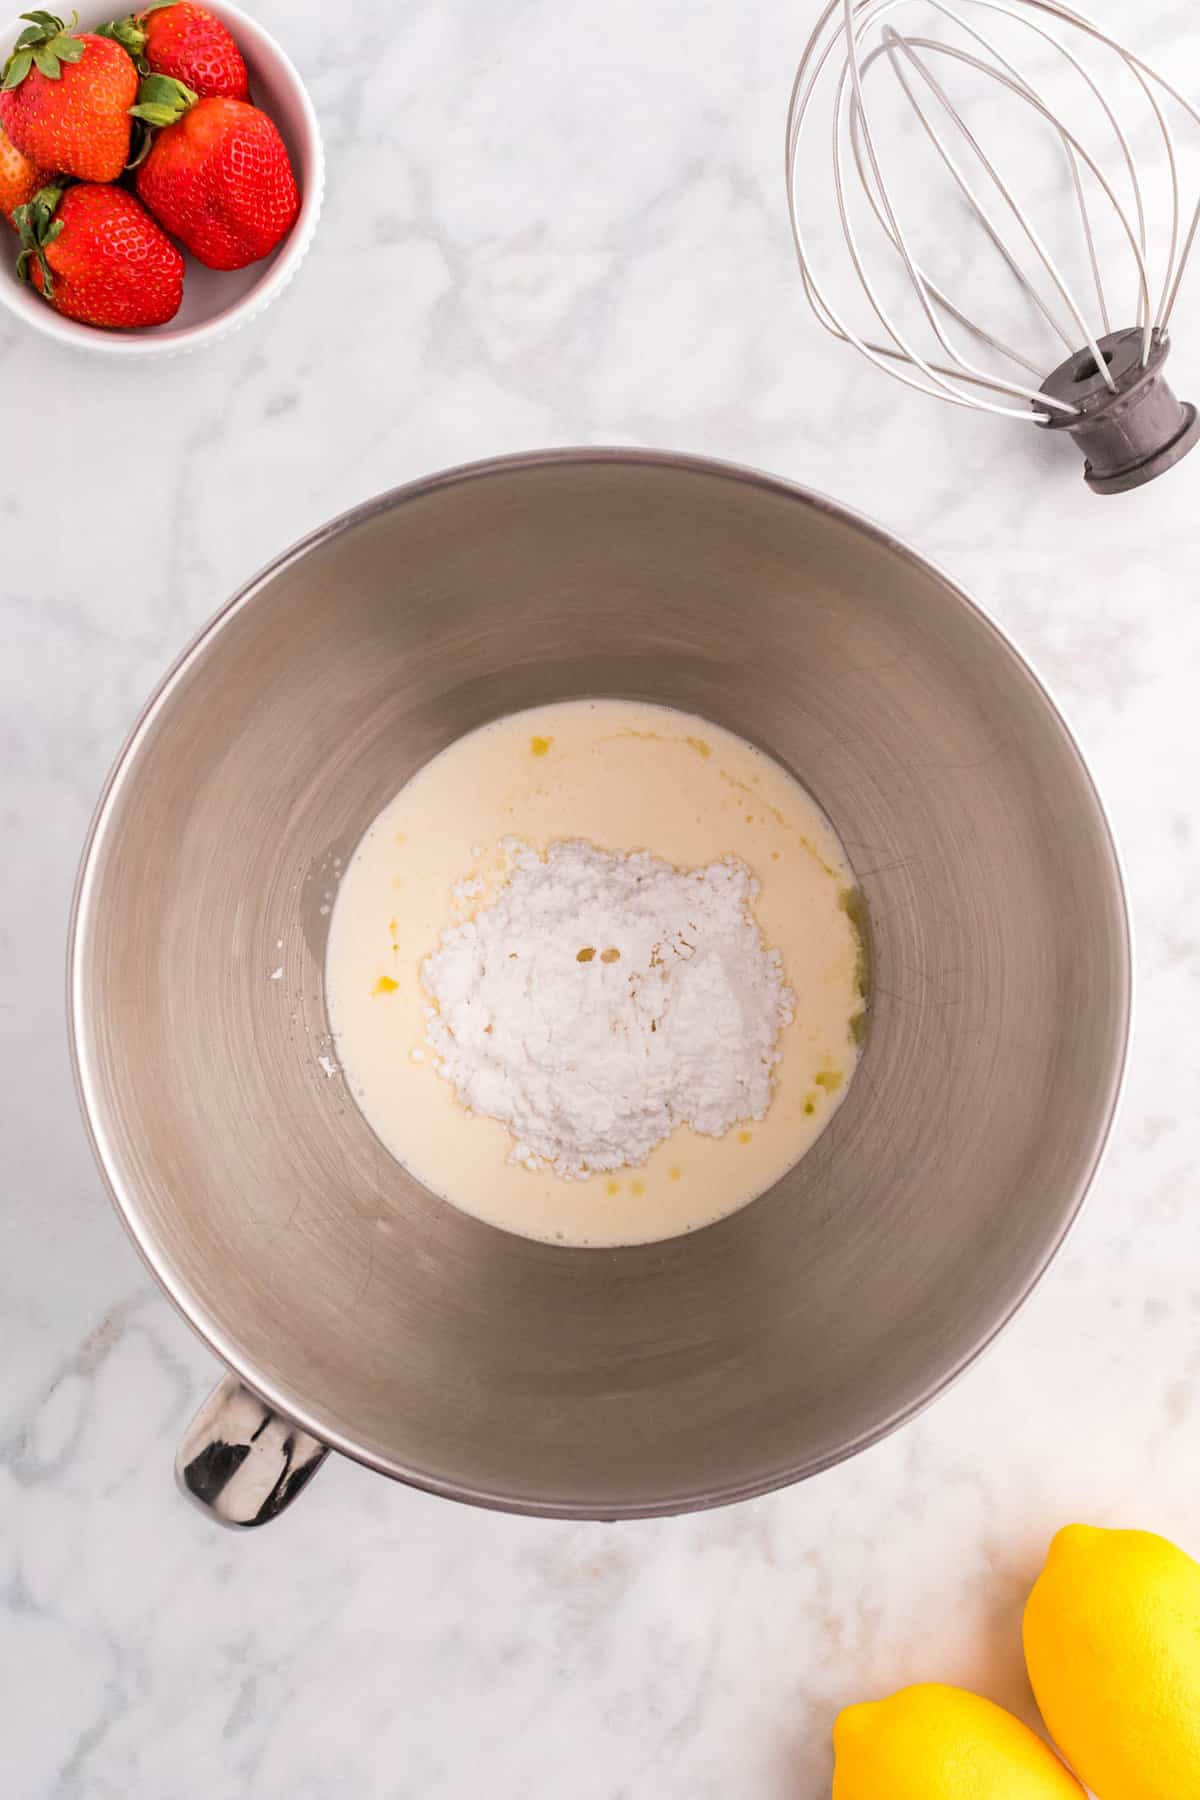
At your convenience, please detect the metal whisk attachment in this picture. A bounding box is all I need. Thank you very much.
[787,0,1200,491]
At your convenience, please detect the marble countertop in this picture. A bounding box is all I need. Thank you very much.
[4,0,1200,1792]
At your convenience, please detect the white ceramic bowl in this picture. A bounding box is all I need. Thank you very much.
[0,0,323,354]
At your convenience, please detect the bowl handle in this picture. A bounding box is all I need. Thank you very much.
[176,1374,329,1527]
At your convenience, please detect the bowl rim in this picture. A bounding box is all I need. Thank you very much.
[67,446,1134,1519]
[0,0,324,356]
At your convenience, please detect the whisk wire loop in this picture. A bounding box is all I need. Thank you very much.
[787,0,1200,435]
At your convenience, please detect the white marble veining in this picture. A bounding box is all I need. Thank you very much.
[3,0,1200,1792]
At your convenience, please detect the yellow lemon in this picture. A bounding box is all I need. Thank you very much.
[1024,1523,1200,1800]
[833,1683,1085,1799]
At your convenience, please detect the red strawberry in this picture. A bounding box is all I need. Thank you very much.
[133,78,298,271]
[0,116,47,226]
[99,2,248,102]
[0,12,138,184]
[15,181,184,327]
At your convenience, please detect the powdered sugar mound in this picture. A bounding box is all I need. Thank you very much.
[421,841,794,1178]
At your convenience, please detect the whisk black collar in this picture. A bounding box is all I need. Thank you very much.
[1037,327,1200,495]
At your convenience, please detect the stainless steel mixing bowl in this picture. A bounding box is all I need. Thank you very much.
[70,450,1130,1527]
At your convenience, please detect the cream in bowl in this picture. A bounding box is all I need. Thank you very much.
[327,699,867,1248]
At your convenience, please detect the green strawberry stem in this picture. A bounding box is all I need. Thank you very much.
[126,70,196,168]
[128,70,196,126]
[13,183,65,299]
[2,11,84,89]
[96,14,149,70]
[126,119,152,169]
[95,0,178,66]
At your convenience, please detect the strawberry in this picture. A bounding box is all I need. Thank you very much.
[133,78,299,271]
[0,116,47,226]
[15,181,184,327]
[0,12,138,184]
[99,2,248,101]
